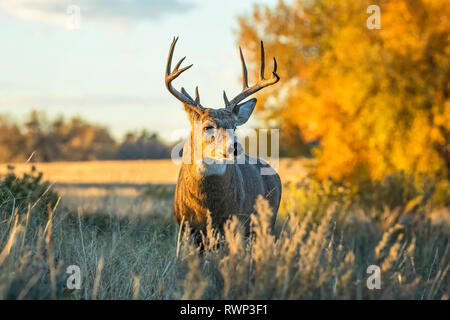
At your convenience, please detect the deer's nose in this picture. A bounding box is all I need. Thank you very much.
[230,141,243,157]
[233,142,239,156]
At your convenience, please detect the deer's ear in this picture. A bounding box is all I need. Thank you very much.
[233,98,257,126]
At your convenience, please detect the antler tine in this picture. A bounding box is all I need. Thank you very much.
[260,40,265,80]
[226,40,280,111]
[165,37,203,112]
[194,86,200,106]
[239,47,249,90]
[273,57,278,75]
[174,56,186,72]
[223,90,230,107]
[181,87,194,101]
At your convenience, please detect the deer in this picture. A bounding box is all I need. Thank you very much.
[165,37,282,244]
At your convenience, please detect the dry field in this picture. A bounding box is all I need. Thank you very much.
[0,158,312,185]
[0,159,448,299]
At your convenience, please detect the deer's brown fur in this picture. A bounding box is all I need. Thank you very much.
[174,133,281,237]
[165,37,282,240]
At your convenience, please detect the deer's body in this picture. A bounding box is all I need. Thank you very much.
[165,37,281,239]
[174,154,281,235]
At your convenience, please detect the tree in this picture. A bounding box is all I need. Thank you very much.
[0,111,172,162]
[0,116,27,162]
[59,117,116,161]
[23,111,56,162]
[116,130,171,160]
[236,0,449,181]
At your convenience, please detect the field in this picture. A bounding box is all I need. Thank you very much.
[0,160,449,299]
[0,159,312,185]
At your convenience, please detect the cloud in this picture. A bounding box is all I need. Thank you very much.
[0,0,195,28]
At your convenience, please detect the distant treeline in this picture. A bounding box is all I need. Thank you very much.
[0,110,174,162]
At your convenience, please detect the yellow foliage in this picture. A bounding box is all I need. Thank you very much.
[237,0,450,181]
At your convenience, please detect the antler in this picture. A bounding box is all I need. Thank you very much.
[165,37,203,113]
[224,41,280,110]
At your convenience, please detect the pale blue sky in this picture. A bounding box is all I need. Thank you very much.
[0,0,278,142]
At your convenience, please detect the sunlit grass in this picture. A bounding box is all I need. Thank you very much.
[0,158,311,185]
[0,167,448,299]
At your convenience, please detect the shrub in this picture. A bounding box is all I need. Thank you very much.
[280,172,449,225]
[0,165,59,218]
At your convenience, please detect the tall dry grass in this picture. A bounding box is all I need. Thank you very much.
[179,195,448,299]
[0,168,448,299]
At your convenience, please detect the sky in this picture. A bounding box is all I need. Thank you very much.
[0,0,278,142]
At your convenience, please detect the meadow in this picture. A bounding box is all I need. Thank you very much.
[0,160,448,299]
[0,0,447,303]
[0,159,312,185]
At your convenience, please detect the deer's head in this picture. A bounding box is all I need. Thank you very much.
[165,37,280,177]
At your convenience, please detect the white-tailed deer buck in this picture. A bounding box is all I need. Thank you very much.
[165,37,281,242]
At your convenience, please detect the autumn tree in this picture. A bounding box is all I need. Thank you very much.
[0,111,173,162]
[0,116,27,162]
[237,0,449,181]
[21,111,117,162]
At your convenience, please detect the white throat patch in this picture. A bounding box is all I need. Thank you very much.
[196,158,227,177]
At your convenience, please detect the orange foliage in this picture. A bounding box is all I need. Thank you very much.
[237,0,449,181]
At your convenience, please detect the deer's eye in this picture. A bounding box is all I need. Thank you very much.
[203,126,215,141]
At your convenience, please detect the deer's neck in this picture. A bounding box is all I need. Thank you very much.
[181,163,242,209]
[185,162,232,192]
